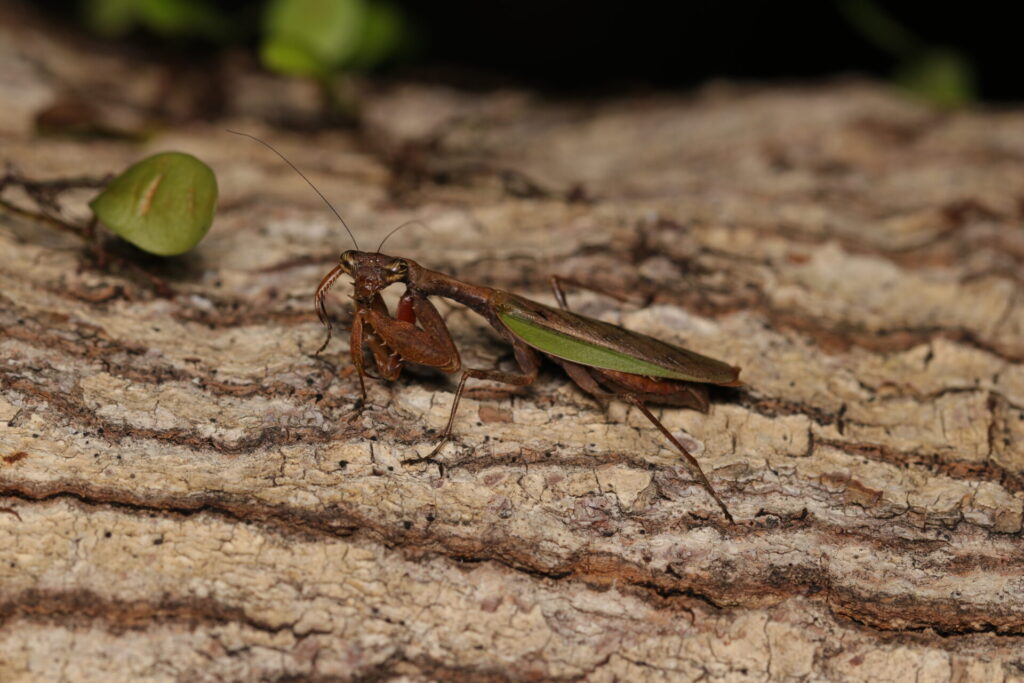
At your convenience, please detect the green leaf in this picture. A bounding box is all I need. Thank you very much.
[261,0,366,74]
[89,152,218,256]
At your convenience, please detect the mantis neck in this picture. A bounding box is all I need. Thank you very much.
[413,267,497,318]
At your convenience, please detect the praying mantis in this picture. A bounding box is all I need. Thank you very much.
[233,132,743,522]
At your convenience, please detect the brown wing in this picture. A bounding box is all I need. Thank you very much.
[493,291,741,386]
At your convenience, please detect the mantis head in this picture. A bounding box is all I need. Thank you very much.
[314,250,416,354]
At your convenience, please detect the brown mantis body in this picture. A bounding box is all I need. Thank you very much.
[229,130,742,522]
[317,250,742,521]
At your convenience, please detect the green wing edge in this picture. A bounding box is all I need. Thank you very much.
[499,309,728,383]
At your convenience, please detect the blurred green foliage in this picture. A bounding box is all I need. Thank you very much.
[89,152,218,256]
[261,0,404,78]
[83,0,232,41]
[893,50,974,109]
[78,0,975,109]
[80,0,407,74]
[837,0,974,107]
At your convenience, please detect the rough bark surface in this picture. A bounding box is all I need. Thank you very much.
[2,9,1024,683]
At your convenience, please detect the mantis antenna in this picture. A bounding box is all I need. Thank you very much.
[227,130,360,250]
[376,219,432,253]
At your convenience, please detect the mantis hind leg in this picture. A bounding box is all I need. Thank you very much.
[550,275,640,310]
[554,359,614,412]
[627,396,733,523]
[548,280,729,519]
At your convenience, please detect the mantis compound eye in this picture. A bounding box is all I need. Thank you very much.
[339,250,356,272]
[387,259,409,278]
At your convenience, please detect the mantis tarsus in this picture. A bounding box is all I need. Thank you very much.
[233,131,743,522]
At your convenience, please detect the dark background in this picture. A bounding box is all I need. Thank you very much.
[399,3,1012,98]
[25,1,1023,102]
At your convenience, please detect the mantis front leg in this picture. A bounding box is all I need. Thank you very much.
[362,290,461,375]
[366,288,548,464]
[350,293,409,400]
[361,290,539,461]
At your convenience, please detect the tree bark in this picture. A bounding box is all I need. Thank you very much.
[2,10,1024,682]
